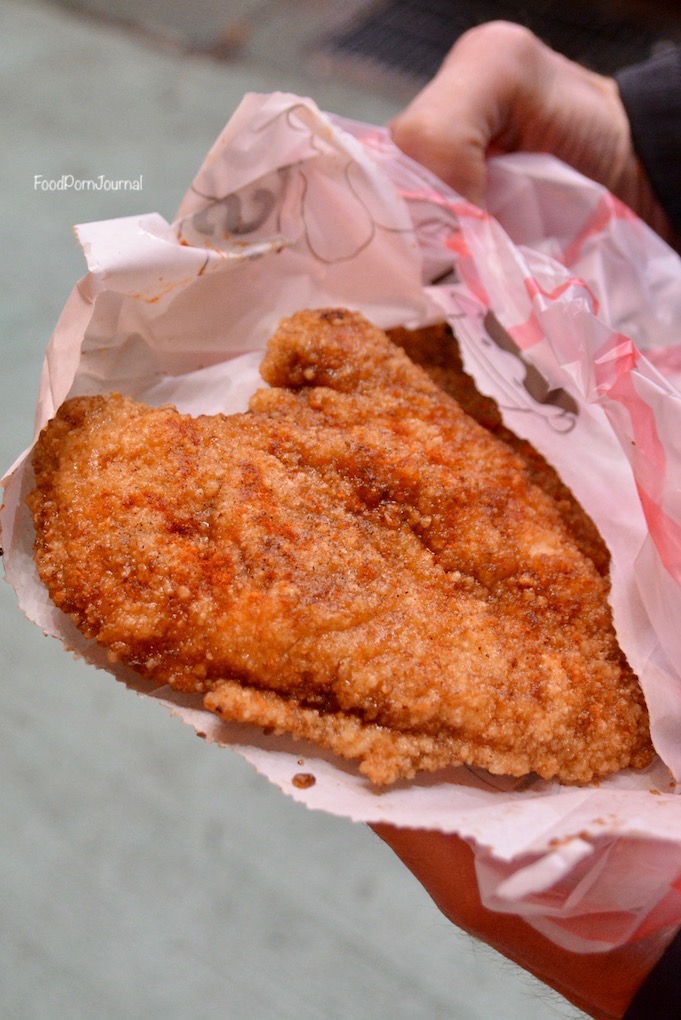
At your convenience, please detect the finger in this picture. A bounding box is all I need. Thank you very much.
[389,22,530,204]
[389,64,493,205]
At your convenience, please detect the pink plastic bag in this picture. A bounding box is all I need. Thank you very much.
[4,94,681,952]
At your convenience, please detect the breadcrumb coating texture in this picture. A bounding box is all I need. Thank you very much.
[29,308,652,785]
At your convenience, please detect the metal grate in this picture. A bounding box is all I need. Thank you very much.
[320,0,681,85]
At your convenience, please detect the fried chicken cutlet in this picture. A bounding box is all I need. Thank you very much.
[387,322,610,575]
[28,308,653,785]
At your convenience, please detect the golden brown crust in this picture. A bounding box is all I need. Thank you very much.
[387,321,610,575]
[29,308,652,785]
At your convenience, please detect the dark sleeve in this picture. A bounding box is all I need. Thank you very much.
[624,928,681,1018]
[615,47,681,236]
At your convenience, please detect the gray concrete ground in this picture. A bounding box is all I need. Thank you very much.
[1,2,585,1017]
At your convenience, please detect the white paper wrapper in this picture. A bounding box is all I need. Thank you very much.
[3,92,681,954]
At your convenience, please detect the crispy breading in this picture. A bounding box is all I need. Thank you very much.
[29,308,653,785]
[387,322,610,575]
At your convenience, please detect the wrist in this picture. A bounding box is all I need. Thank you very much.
[372,824,678,1019]
[505,920,678,1019]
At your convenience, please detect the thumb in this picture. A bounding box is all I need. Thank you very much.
[389,99,489,206]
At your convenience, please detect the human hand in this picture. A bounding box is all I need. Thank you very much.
[372,824,678,1020]
[389,21,674,244]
